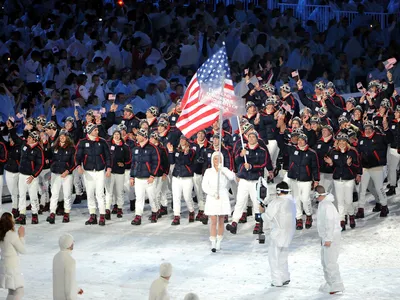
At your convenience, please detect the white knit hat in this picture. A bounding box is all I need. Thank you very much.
[159,262,172,277]
[59,233,74,250]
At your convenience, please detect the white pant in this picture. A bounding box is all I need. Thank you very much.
[38,168,50,205]
[172,177,194,216]
[73,168,84,195]
[105,173,125,209]
[50,173,73,213]
[156,176,169,207]
[0,175,3,211]
[84,170,106,214]
[135,178,157,215]
[333,180,355,221]
[193,173,205,211]
[232,179,258,223]
[387,148,400,187]
[320,240,344,293]
[291,180,312,219]
[267,140,279,169]
[320,173,333,193]
[124,170,135,201]
[18,174,39,214]
[359,167,387,208]
[269,240,290,286]
[5,171,19,209]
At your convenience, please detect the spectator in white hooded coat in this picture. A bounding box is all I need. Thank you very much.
[53,233,83,300]
[260,181,296,287]
[149,262,172,300]
[0,212,26,300]
[315,185,344,294]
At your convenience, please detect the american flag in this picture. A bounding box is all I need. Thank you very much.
[176,46,238,138]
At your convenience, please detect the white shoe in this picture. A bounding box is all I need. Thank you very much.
[210,236,216,252]
[216,235,223,250]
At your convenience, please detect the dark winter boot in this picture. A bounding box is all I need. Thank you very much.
[105,209,111,220]
[296,219,303,230]
[380,205,389,217]
[156,209,162,219]
[111,204,118,214]
[98,214,105,226]
[46,213,55,224]
[151,212,158,223]
[11,208,19,219]
[159,205,168,216]
[85,214,98,225]
[345,215,348,225]
[26,204,31,211]
[349,215,356,228]
[340,221,346,231]
[73,194,82,204]
[239,212,247,223]
[305,215,313,229]
[195,210,204,221]
[224,215,229,223]
[56,201,64,216]
[253,223,262,234]
[386,186,396,196]
[201,215,209,225]
[189,211,195,223]
[38,205,44,215]
[43,202,50,212]
[117,208,123,218]
[130,200,136,212]
[62,213,70,223]
[171,216,180,225]
[355,208,364,219]
[246,206,253,216]
[131,215,142,225]
[372,203,382,212]
[15,214,26,225]
[31,214,39,224]
[226,222,237,234]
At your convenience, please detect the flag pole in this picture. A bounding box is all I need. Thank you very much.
[236,116,247,164]
[217,75,224,199]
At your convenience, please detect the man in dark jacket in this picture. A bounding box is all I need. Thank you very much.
[16,131,44,225]
[226,131,273,235]
[287,133,320,230]
[130,128,161,225]
[75,124,112,226]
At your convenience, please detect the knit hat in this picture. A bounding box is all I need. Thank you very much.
[292,117,302,125]
[45,121,57,130]
[321,124,333,133]
[86,109,94,116]
[346,97,356,106]
[290,128,303,137]
[310,116,320,124]
[245,101,256,111]
[242,122,254,134]
[59,233,74,250]
[262,83,275,93]
[65,116,75,124]
[280,83,291,93]
[326,81,335,89]
[336,132,349,142]
[364,120,374,129]
[137,128,148,139]
[298,133,308,141]
[354,105,363,113]
[158,113,169,121]
[368,80,381,89]
[265,97,275,106]
[240,118,249,125]
[315,81,325,90]
[150,131,160,140]
[36,115,47,126]
[338,116,348,125]
[26,118,36,126]
[124,104,133,113]
[158,119,169,128]
[180,134,189,141]
[317,106,327,116]
[29,131,40,142]
[380,98,390,108]
[86,123,97,135]
[159,262,172,277]
[396,105,400,112]
[139,119,149,128]
[117,124,127,132]
[148,106,159,117]
[247,131,258,139]
[59,129,69,136]
[347,129,357,137]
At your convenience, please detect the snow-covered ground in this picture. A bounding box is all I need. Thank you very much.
[1,189,400,300]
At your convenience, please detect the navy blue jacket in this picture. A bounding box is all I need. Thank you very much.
[0,141,7,175]
[19,142,44,177]
[235,144,272,181]
[259,112,277,141]
[385,119,400,150]
[329,147,362,180]
[130,141,160,178]
[168,147,195,177]
[312,137,334,174]
[108,140,132,174]
[75,136,112,171]
[158,127,181,148]
[288,145,320,182]
[50,144,76,175]
[106,112,140,132]
[357,132,388,168]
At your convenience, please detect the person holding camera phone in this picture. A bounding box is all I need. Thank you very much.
[259,181,296,287]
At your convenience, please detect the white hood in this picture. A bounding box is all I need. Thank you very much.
[211,151,224,169]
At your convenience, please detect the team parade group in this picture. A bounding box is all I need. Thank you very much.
[0,69,397,235]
